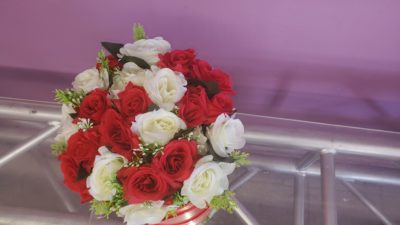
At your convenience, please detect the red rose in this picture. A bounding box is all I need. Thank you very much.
[205,93,234,124]
[152,140,199,190]
[65,129,100,172]
[206,69,235,96]
[96,55,122,70]
[77,89,110,124]
[191,59,212,80]
[178,86,208,128]
[59,154,93,203]
[158,49,196,76]
[118,165,171,204]
[188,60,235,97]
[99,109,139,159]
[116,82,151,123]
[60,129,99,202]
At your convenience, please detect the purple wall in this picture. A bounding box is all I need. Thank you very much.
[1,0,400,130]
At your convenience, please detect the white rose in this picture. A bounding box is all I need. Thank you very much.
[118,201,168,225]
[54,104,78,143]
[132,109,186,145]
[112,63,156,92]
[119,37,171,65]
[181,155,235,209]
[72,68,109,93]
[207,114,246,157]
[144,68,187,111]
[120,62,149,87]
[87,147,127,201]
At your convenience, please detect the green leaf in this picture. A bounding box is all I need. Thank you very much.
[187,79,219,99]
[173,128,194,140]
[210,190,237,213]
[90,181,127,218]
[91,200,113,217]
[97,49,109,71]
[54,89,85,106]
[69,113,78,119]
[101,42,124,59]
[230,150,250,167]
[101,41,151,70]
[76,163,89,180]
[170,106,179,115]
[120,55,151,70]
[50,141,66,156]
[173,192,189,207]
[133,23,146,41]
[54,89,69,104]
[147,104,160,112]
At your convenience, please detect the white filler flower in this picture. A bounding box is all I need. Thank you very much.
[118,201,168,225]
[207,114,246,157]
[119,37,171,65]
[132,109,186,145]
[143,68,187,111]
[72,68,109,93]
[87,147,127,201]
[193,126,209,155]
[181,155,235,208]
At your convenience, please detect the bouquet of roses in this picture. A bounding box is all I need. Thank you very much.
[52,24,249,225]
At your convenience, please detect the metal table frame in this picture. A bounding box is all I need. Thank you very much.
[0,97,399,225]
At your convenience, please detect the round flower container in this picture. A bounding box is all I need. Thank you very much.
[157,204,212,225]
